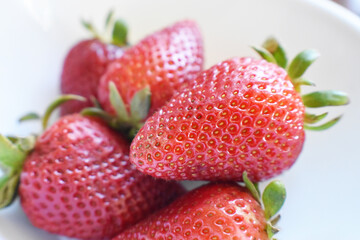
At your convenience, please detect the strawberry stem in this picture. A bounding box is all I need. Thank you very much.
[254,37,349,131]
[109,82,130,123]
[251,46,277,64]
[242,173,286,240]
[105,10,115,29]
[42,95,86,130]
[242,171,261,203]
[93,82,151,139]
[287,49,320,80]
[0,135,34,208]
[112,20,128,46]
[82,11,128,47]
[262,181,286,220]
[302,90,349,108]
[18,112,40,123]
[81,20,103,41]
[304,112,328,124]
[304,116,342,131]
[262,37,288,68]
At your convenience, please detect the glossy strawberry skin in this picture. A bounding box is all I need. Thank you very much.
[19,114,185,240]
[98,20,203,117]
[60,39,124,116]
[130,57,305,182]
[113,182,268,240]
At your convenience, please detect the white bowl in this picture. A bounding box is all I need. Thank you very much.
[0,0,359,239]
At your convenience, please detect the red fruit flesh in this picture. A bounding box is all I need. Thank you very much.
[19,114,184,240]
[60,39,124,116]
[130,57,305,182]
[114,182,268,240]
[98,20,203,117]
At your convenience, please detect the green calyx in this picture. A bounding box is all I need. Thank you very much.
[0,95,85,209]
[82,82,151,139]
[82,10,128,47]
[0,135,36,208]
[19,95,86,131]
[253,37,349,131]
[243,172,286,240]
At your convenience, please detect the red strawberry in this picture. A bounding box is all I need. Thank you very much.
[60,40,124,116]
[129,38,349,182]
[60,12,128,116]
[113,175,286,240]
[0,97,184,240]
[98,20,203,121]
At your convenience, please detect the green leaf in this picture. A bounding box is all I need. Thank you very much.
[0,135,26,170]
[18,112,40,123]
[130,86,151,122]
[90,96,102,108]
[288,49,320,80]
[105,10,115,28]
[112,19,128,46]
[302,91,349,108]
[266,223,280,239]
[5,136,18,144]
[270,214,281,226]
[81,19,100,39]
[0,135,28,209]
[109,82,130,122]
[81,107,112,119]
[17,136,36,152]
[242,171,261,203]
[42,95,86,130]
[0,172,20,209]
[262,37,288,68]
[294,78,315,87]
[81,107,120,129]
[81,19,93,32]
[262,180,286,220]
[252,46,277,64]
[304,112,328,124]
[304,116,342,131]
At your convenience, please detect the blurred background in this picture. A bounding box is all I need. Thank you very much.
[334,0,360,14]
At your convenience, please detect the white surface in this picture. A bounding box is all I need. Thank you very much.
[0,0,359,239]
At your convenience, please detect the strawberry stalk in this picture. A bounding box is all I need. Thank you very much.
[243,172,286,240]
[0,135,35,208]
[82,82,151,139]
[42,95,86,129]
[254,37,349,130]
[82,10,128,47]
[0,95,85,208]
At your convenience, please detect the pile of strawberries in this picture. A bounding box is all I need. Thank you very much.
[0,12,349,240]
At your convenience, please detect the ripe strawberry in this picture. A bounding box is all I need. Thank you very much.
[60,40,124,116]
[0,97,184,240]
[97,20,203,122]
[130,38,349,182]
[114,175,286,240]
[60,12,128,116]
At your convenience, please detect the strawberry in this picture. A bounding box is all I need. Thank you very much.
[60,11,128,116]
[114,173,286,240]
[0,96,185,240]
[97,20,203,126]
[129,38,349,182]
